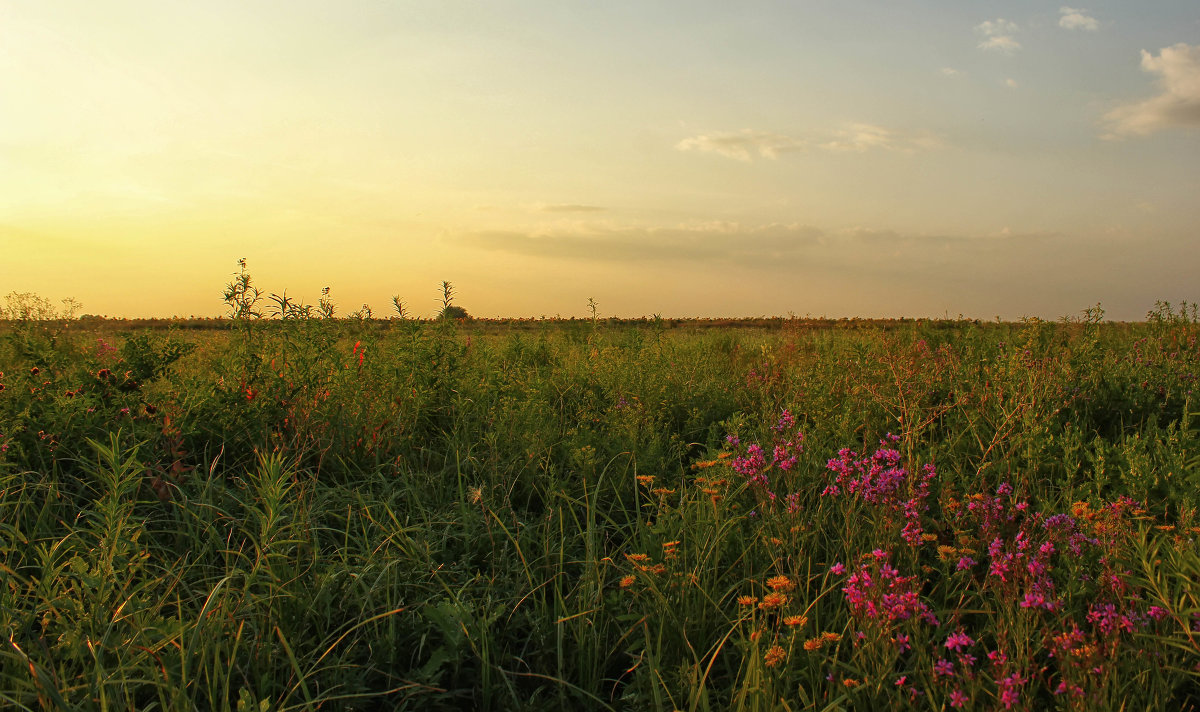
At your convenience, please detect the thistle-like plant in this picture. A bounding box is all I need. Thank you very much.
[222,258,263,320]
[438,281,469,320]
[318,286,336,319]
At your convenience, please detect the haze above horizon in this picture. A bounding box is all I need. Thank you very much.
[3,1,1199,320]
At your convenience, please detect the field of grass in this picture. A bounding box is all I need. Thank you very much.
[2,303,1199,710]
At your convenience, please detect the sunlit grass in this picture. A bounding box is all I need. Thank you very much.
[1,294,1198,709]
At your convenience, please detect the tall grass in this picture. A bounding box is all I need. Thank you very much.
[1,302,1198,709]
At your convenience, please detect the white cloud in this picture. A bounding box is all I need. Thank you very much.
[677,124,941,160]
[941,67,964,78]
[820,124,896,153]
[1104,43,1200,137]
[979,35,1021,52]
[976,19,1018,36]
[674,130,806,161]
[1059,7,1099,31]
[976,18,1021,52]
[1005,78,1019,89]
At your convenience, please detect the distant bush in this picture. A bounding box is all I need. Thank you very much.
[439,305,470,320]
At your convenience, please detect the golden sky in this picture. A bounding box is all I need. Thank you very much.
[3,1,1199,319]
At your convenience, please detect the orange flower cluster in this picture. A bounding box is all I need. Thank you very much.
[763,644,787,668]
[766,575,795,592]
[759,592,789,610]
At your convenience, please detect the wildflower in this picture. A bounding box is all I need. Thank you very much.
[759,592,789,610]
[949,689,968,708]
[997,672,1024,709]
[820,631,842,643]
[738,595,759,606]
[626,553,650,563]
[944,631,974,652]
[803,637,824,651]
[1019,591,1057,611]
[763,645,786,667]
[468,486,483,505]
[619,574,636,589]
[934,658,955,677]
[636,475,655,486]
[767,575,795,592]
[783,614,808,627]
[842,678,860,688]
[893,633,910,652]
[830,562,846,575]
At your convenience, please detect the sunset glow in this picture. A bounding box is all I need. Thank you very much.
[4,1,1198,319]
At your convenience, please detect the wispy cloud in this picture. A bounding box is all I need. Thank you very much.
[820,124,897,153]
[453,222,825,265]
[536,203,607,213]
[941,67,964,78]
[976,18,1020,52]
[676,124,940,160]
[1104,43,1200,137]
[1005,78,1019,89]
[674,130,806,161]
[1058,7,1099,31]
[450,221,1060,272]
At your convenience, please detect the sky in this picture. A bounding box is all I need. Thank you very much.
[2,1,1199,320]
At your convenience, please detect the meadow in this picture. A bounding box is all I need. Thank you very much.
[1,293,1199,710]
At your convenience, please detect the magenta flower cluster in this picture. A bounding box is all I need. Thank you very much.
[814,446,1177,708]
[727,409,805,506]
[820,435,937,545]
[841,550,940,627]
